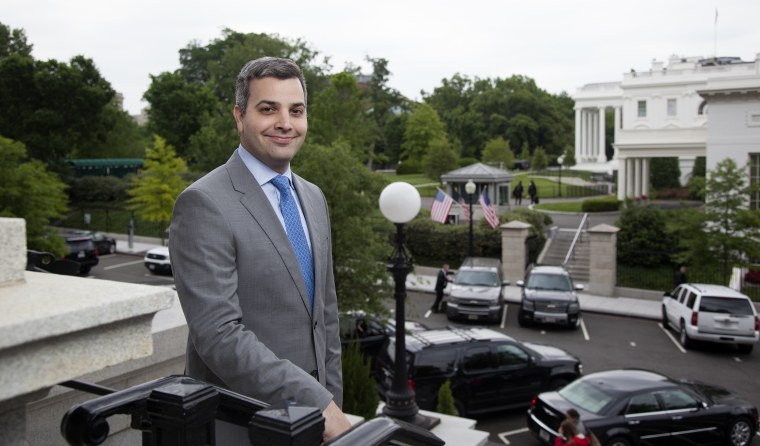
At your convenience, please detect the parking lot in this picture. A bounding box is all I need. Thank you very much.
[88,253,759,445]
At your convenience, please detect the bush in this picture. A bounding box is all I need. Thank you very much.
[653,188,691,200]
[458,157,478,167]
[616,203,673,267]
[581,196,621,212]
[436,380,456,415]
[341,341,379,420]
[396,159,421,175]
[68,176,129,203]
[651,157,681,189]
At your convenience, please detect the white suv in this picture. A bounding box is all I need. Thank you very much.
[662,283,759,354]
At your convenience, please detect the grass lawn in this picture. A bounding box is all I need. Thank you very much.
[533,201,585,212]
[376,172,439,197]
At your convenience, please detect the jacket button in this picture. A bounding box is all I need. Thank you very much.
[310,370,319,380]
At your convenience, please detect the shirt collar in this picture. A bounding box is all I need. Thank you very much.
[237,146,293,186]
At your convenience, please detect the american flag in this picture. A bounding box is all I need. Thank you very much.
[479,189,500,229]
[431,188,454,223]
[459,198,471,222]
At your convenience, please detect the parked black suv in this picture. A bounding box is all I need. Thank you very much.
[517,265,584,329]
[62,232,99,275]
[376,327,581,416]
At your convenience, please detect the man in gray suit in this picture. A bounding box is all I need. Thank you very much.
[170,57,351,443]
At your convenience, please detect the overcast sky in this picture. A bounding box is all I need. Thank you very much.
[5,0,760,115]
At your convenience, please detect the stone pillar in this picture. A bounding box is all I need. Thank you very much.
[597,107,606,163]
[588,224,620,296]
[501,221,532,285]
[642,158,651,198]
[678,156,696,186]
[635,158,643,197]
[617,158,627,201]
[613,106,621,159]
[0,217,173,445]
[589,110,596,161]
[626,158,635,199]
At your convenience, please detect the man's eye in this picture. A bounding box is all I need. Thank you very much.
[291,108,305,116]
[259,107,275,113]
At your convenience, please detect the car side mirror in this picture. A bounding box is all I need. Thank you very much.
[575,284,584,291]
[516,280,525,287]
[664,291,672,298]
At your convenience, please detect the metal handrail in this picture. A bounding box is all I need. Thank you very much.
[563,213,589,266]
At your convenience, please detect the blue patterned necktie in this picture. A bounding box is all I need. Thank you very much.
[271,175,314,311]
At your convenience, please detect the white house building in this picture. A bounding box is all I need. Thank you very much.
[573,53,760,201]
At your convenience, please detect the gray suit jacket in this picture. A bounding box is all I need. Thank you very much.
[169,151,342,411]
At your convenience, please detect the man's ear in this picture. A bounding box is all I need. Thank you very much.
[233,105,244,133]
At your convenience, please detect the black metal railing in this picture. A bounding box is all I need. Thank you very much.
[59,376,444,446]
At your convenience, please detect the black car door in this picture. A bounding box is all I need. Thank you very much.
[492,342,545,406]
[657,389,723,445]
[460,345,502,412]
[621,392,672,445]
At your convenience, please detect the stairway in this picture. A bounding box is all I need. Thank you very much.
[539,228,590,285]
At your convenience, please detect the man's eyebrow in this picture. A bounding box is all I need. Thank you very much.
[254,100,306,108]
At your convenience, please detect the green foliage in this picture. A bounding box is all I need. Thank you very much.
[562,145,576,167]
[143,72,219,158]
[186,111,238,173]
[687,176,706,200]
[458,157,479,167]
[519,141,530,161]
[0,52,116,165]
[692,156,706,178]
[0,136,68,256]
[650,158,681,189]
[616,203,673,267]
[481,137,514,169]
[396,159,422,175]
[0,22,33,58]
[341,340,380,420]
[581,196,621,212]
[423,137,459,182]
[402,103,448,164]
[531,146,548,171]
[294,142,391,315]
[436,380,456,415]
[91,102,150,158]
[704,158,760,283]
[128,136,189,243]
[69,176,129,203]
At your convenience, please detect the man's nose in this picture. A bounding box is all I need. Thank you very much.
[274,110,292,130]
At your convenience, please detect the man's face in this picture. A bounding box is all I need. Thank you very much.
[233,77,307,173]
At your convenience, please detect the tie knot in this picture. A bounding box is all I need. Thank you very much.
[271,175,290,194]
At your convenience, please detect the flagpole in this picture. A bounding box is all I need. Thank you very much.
[713,8,718,58]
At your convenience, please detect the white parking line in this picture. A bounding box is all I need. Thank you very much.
[734,357,742,362]
[500,305,508,329]
[630,342,637,347]
[658,323,687,353]
[103,259,144,270]
[580,318,590,341]
[424,310,432,318]
[497,427,529,444]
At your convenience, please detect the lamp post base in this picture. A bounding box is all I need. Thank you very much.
[382,404,440,430]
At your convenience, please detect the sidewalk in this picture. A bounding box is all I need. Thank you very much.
[109,232,662,321]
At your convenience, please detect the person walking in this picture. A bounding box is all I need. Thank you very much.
[555,419,590,446]
[431,264,451,313]
[528,180,538,204]
[513,181,524,205]
[674,264,688,287]
[170,57,350,443]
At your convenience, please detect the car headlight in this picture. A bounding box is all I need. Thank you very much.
[568,302,579,312]
[522,298,534,310]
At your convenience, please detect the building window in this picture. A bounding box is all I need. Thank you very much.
[637,100,647,118]
[751,154,760,210]
[667,99,677,117]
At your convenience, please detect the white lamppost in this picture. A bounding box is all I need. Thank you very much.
[465,179,476,257]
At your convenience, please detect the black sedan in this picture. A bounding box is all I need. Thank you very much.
[527,369,759,446]
[88,231,117,255]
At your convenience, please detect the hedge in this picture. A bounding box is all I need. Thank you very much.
[581,196,621,212]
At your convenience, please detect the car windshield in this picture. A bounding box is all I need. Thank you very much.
[455,271,500,287]
[558,379,615,415]
[699,296,754,315]
[526,273,572,291]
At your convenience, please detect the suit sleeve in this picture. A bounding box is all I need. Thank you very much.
[318,188,343,408]
[170,187,334,410]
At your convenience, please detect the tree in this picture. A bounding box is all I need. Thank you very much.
[703,158,760,284]
[186,111,238,172]
[75,101,150,159]
[519,141,531,161]
[423,137,459,182]
[562,145,576,167]
[531,146,548,171]
[293,141,391,315]
[650,157,681,190]
[402,103,448,165]
[616,203,673,267]
[0,136,68,256]
[482,137,514,169]
[340,341,380,420]
[0,22,32,58]
[436,380,456,415]
[128,136,189,244]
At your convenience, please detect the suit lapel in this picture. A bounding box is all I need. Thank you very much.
[225,152,313,316]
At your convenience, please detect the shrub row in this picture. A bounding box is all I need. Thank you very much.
[581,196,621,212]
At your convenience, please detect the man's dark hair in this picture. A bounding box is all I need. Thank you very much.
[566,408,580,421]
[235,57,307,114]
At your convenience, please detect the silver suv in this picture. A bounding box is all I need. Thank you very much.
[446,257,508,323]
[662,283,759,354]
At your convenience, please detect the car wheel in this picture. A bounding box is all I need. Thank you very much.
[517,310,530,327]
[79,265,91,275]
[727,417,753,446]
[737,343,753,354]
[679,321,693,349]
[661,306,669,328]
[547,377,570,391]
[605,436,631,446]
[109,243,116,254]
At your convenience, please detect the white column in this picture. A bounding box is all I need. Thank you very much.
[580,111,587,162]
[574,108,581,162]
[642,158,650,198]
[626,158,635,199]
[590,110,597,161]
[635,158,644,197]
[617,158,627,200]
[613,106,621,159]
[597,107,606,163]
